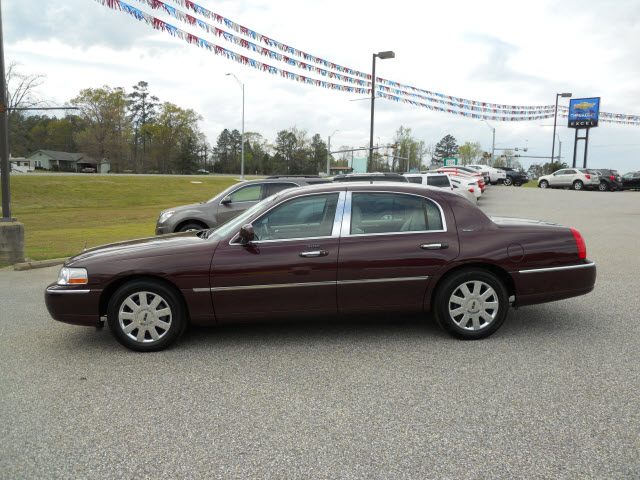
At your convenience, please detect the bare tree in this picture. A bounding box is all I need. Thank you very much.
[5,62,47,124]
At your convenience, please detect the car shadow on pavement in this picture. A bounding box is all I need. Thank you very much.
[54,303,589,353]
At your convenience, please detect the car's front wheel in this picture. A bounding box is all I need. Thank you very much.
[598,182,608,192]
[573,180,584,191]
[434,269,509,340]
[503,177,513,186]
[539,180,549,189]
[107,280,187,351]
[177,222,205,232]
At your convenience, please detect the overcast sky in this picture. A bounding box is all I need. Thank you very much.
[4,0,640,172]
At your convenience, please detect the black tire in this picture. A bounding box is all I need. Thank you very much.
[107,279,187,352]
[572,180,584,191]
[539,180,549,189]
[598,182,608,192]
[503,177,513,186]
[433,269,509,340]
[514,183,522,187]
[177,222,205,232]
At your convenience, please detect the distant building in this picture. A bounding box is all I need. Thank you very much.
[348,157,368,174]
[25,150,111,173]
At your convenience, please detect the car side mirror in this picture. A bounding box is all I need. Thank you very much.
[221,196,232,205]
[238,224,255,244]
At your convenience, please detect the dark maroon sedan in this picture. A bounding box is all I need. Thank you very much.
[45,183,596,351]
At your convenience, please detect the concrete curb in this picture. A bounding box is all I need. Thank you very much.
[13,257,70,271]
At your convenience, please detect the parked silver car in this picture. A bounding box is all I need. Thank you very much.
[537,168,600,191]
[155,176,329,234]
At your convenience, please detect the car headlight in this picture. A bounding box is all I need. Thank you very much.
[58,267,88,285]
[158,211,175,223]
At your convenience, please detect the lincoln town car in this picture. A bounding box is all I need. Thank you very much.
[45,183,596,351]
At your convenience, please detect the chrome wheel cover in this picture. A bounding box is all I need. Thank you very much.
[598,182,607,191]
[118,291,172,343]
[539,181,548,189]
[574,181,583,190]
[504,178,512,186]
[448,281,499,331]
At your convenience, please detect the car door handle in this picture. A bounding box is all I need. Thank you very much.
[420,243,448,250]
[299,250,329,258]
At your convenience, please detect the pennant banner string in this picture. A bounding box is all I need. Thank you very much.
[96,1,640,125]
[162,0,562,111]
[556,105,639,122]
[131,0,559,115]
[136,0,640,120]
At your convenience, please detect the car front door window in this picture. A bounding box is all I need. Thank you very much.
[228,184,263,203]
[252,193,340,241]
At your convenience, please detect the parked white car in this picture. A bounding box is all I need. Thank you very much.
[537,168,600,191]
[450,177,481,201]
[404,173,477,205]
[467,165,506,185]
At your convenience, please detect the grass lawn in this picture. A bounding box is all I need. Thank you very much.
[1,175,243,260]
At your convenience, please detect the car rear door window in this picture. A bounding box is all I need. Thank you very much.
[252,194,339,241]
[350,193,443,235]
[229,184,263,202]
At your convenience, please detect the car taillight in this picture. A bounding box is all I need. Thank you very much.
[468,188,474,193]
[609,175,615,180]
[570,228,587,259]
[585,174,591,179]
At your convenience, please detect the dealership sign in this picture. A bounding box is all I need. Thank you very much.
[443,158,458,166]
[568,97,600,128]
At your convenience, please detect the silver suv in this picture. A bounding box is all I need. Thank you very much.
[537,168,600,191]
[155,176,329,234]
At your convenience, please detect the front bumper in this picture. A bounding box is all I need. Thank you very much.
[155,224,171,235]
[45,284,102,327]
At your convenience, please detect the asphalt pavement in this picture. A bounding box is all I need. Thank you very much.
[1,185,638,479]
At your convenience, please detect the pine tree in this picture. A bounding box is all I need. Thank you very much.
[433,134,459,163]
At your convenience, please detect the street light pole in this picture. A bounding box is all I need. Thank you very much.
[555,133,562,162]
[327,129,338,175]
[551,92,572,165]
[483,120,495,166]
[226,73,245,180]
[368,50,394,173]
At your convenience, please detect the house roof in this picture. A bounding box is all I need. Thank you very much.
[26,150,104,165]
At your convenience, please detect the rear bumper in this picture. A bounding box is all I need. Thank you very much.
[512,260,596,307]
[45,284,102,327]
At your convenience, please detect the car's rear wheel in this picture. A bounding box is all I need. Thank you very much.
[573,180,584,191]
[177,222,205,232]
[503,177,513,186]
[107,280,186,351]
[598,182,608,192]
[539,180,549,189]
[434,269,509,340]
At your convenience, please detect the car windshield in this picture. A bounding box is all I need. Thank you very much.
[205,194,280,239]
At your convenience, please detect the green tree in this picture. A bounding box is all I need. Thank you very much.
[433,134,459,164]
[458,141,483,166]
[147,102,203,174]
[543,161,568,174]
[129,81,160,173]
[71,86,132,172]
[310,134,327,175]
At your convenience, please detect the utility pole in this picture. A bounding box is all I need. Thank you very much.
[0,0,25,263]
